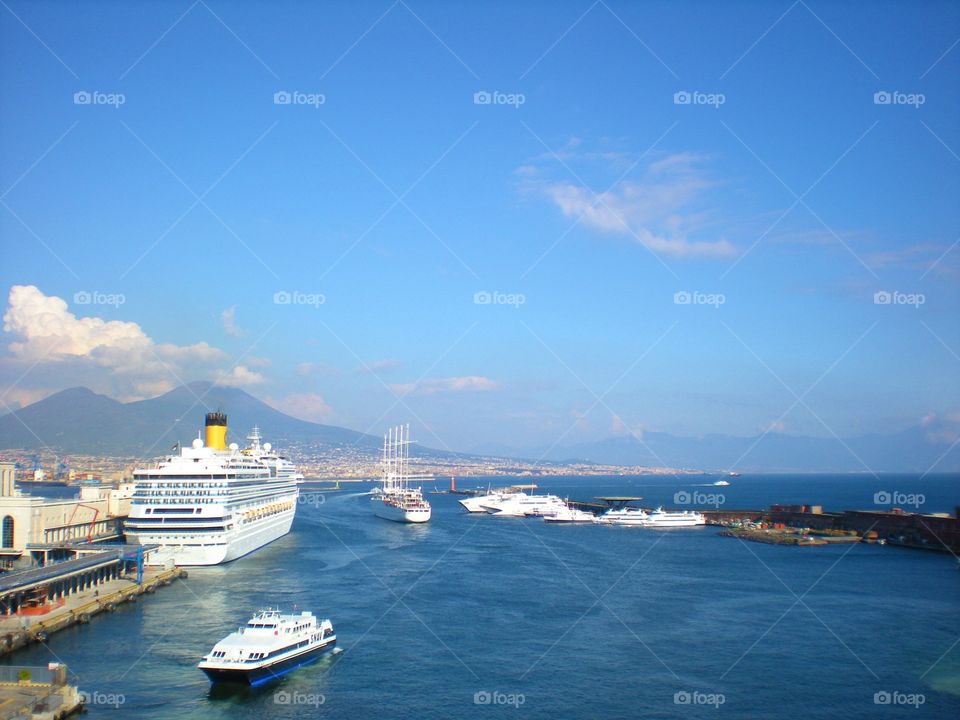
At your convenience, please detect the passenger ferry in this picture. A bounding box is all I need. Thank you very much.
[125,413,301,565]
[371,425,431,523]
[598,505,705,528]
[198,609,336,686]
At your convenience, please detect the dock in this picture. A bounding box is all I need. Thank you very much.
[0,549,185,656]
[0,663,82,719]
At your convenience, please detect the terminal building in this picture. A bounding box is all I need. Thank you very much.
[0,463,132,569]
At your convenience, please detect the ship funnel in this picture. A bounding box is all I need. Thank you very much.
[204,412,228,450]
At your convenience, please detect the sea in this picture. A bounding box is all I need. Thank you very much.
[3,473,959,719]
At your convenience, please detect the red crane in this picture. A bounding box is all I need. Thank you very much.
[66,503,100,544]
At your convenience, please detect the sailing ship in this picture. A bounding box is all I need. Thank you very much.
[370,424,431,523]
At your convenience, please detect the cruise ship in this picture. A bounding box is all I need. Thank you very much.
[198,609,336,686]
[371,425,431,523]
[125,413,301,565]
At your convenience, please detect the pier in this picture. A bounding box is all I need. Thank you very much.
[0,547,185,656]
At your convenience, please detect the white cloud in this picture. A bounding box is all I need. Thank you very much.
[269,393,334,423]
[0,285,254,400]
[523,149,736,258]
[216,365,265,387]
[390,376,499,397]
[221,305,242,337]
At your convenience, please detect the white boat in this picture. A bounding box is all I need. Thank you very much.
[198,609,335,687]
[125,414,301,566]
[459,490,527,513]
[714,480,731,486]
[599,505,705,528]
[371,425,431,523]
[544,505,597,523]
[643,506,705,527]
[484,493,566,517]
[597,506,650,526]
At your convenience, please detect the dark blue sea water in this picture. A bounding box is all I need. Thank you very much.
[4,474,959,719]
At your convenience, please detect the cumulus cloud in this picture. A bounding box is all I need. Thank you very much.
[216,365,266,387]
[521,148,736,258]
[1,285,261,400]
[390,376,499,397]
[221,306,242,337]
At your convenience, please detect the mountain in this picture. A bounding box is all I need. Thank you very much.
[0,382,381,456]
[498,426,960,473]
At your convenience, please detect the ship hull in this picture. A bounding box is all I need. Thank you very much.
[200,638,336,687]
[127,506,295,566]
[371,496,431,523]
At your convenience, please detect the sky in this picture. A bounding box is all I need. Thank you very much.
[1,0,958,456]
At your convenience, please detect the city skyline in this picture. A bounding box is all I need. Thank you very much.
[2,1,958,460]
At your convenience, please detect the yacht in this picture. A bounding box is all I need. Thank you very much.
[125,413,301,566]
[484,493,566,517]
[198,609,335,686]
[544,505,597,523]
[371,425,431,523]
[713,480,731,486]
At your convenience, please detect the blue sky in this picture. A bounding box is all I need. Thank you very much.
[1,0,958,454]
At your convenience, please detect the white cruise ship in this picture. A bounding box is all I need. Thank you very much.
[125,413,301,565]
[198,609,336,686]
[371,425,431,523]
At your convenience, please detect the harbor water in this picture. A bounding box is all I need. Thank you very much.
[3,474,959,718]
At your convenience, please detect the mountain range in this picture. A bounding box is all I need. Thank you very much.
[0,382,381,457]
[474,425,960,473]
[0,383,957,472]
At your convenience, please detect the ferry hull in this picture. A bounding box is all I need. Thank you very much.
[201,638,336,687]
[371,496,431,523]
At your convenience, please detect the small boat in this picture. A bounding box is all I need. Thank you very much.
[198,609,336,686]
[544,505,596,523]
[713,480,731,486]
